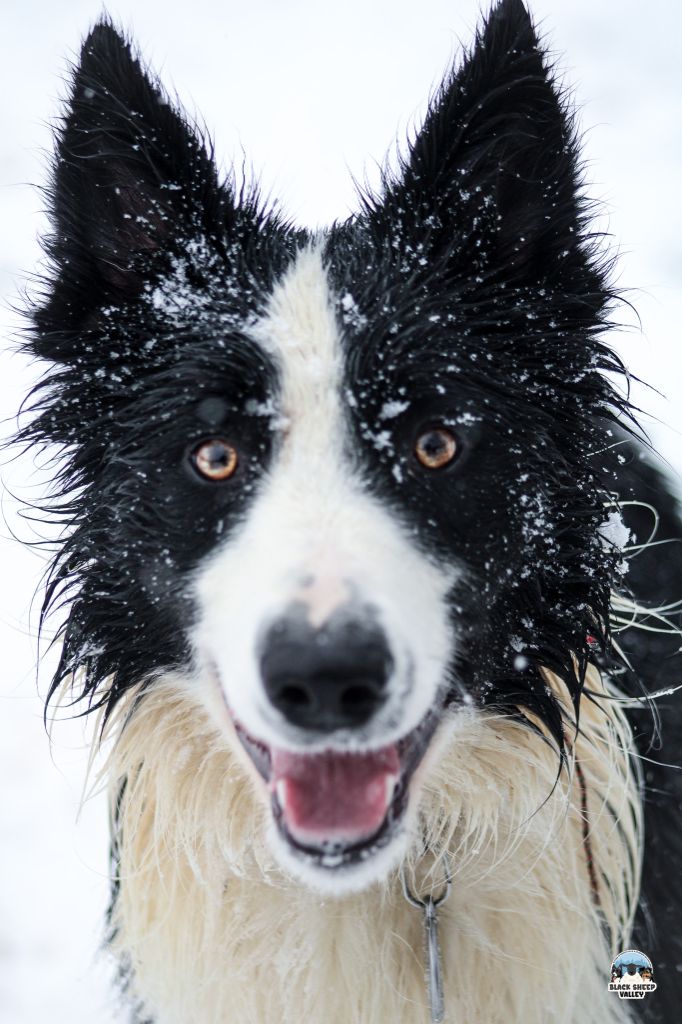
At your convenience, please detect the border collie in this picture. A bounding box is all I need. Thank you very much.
[20,1,681,1020]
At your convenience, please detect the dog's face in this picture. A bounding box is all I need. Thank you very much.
[191,244,459,886]
[28,0,626,891]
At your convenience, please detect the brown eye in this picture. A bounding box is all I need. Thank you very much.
[414,427,458,470]
[191,438,239,481]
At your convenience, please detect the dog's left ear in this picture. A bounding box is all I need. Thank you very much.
[376,0,597,293]
[41,21,228,332]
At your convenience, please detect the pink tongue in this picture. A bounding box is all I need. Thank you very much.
[271,745,400,846]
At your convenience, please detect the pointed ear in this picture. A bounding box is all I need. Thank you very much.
[379,0,595,290]
[44,21,225,321]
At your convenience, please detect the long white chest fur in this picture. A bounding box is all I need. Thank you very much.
[104,664,638,1024]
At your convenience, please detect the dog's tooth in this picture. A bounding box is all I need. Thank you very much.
[275,779,288,809]
[385,773,399,805]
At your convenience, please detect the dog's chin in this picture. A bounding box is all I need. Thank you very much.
[229,709,442,893]
[265,815,410,894]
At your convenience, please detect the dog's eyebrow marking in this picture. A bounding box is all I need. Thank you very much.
[197,396,229,425]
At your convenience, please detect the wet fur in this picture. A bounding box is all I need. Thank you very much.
[19,0,682,1020]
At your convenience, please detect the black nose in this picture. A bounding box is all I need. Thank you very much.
[259,607,393,733]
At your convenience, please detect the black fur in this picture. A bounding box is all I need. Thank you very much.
[326,0,629,753]
[23,20,299,714]
[18,0,681,1019]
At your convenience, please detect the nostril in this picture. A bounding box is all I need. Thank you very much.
[340,684,380,711]
[278,684,312,709]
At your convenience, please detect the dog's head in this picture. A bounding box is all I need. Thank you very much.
[26,0,629,891]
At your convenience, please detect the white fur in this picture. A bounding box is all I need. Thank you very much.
[102,663,639,1024]
[191,247,457,882]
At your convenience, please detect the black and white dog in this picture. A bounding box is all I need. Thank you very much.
[21,0,681,1020]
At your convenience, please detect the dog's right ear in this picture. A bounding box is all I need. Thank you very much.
[40,21,227,335]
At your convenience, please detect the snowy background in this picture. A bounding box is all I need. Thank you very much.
[0,1,680,1020]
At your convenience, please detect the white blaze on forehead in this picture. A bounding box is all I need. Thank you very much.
[251,245,344,462]
[247,245,357,629]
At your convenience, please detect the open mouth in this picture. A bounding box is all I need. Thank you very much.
[234,712,440,868]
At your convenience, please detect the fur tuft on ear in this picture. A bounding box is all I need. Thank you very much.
[40,20,226,330]
[369,0,599,297]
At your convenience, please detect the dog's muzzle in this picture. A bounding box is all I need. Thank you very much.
[224,601,442,873]
[253,605,400,850]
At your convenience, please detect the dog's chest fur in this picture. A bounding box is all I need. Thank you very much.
[108,667,637,1024]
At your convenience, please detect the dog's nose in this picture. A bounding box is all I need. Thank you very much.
[259,607,393,732]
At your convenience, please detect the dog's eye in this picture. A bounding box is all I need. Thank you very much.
[191,439,239,481]
[414,427,458,470]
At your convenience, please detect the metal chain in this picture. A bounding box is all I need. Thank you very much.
[401,852,452,1023]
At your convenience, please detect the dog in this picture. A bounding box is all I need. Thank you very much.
[20,0,681,1020]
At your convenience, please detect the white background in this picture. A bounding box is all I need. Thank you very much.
[0,1,680,1020]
